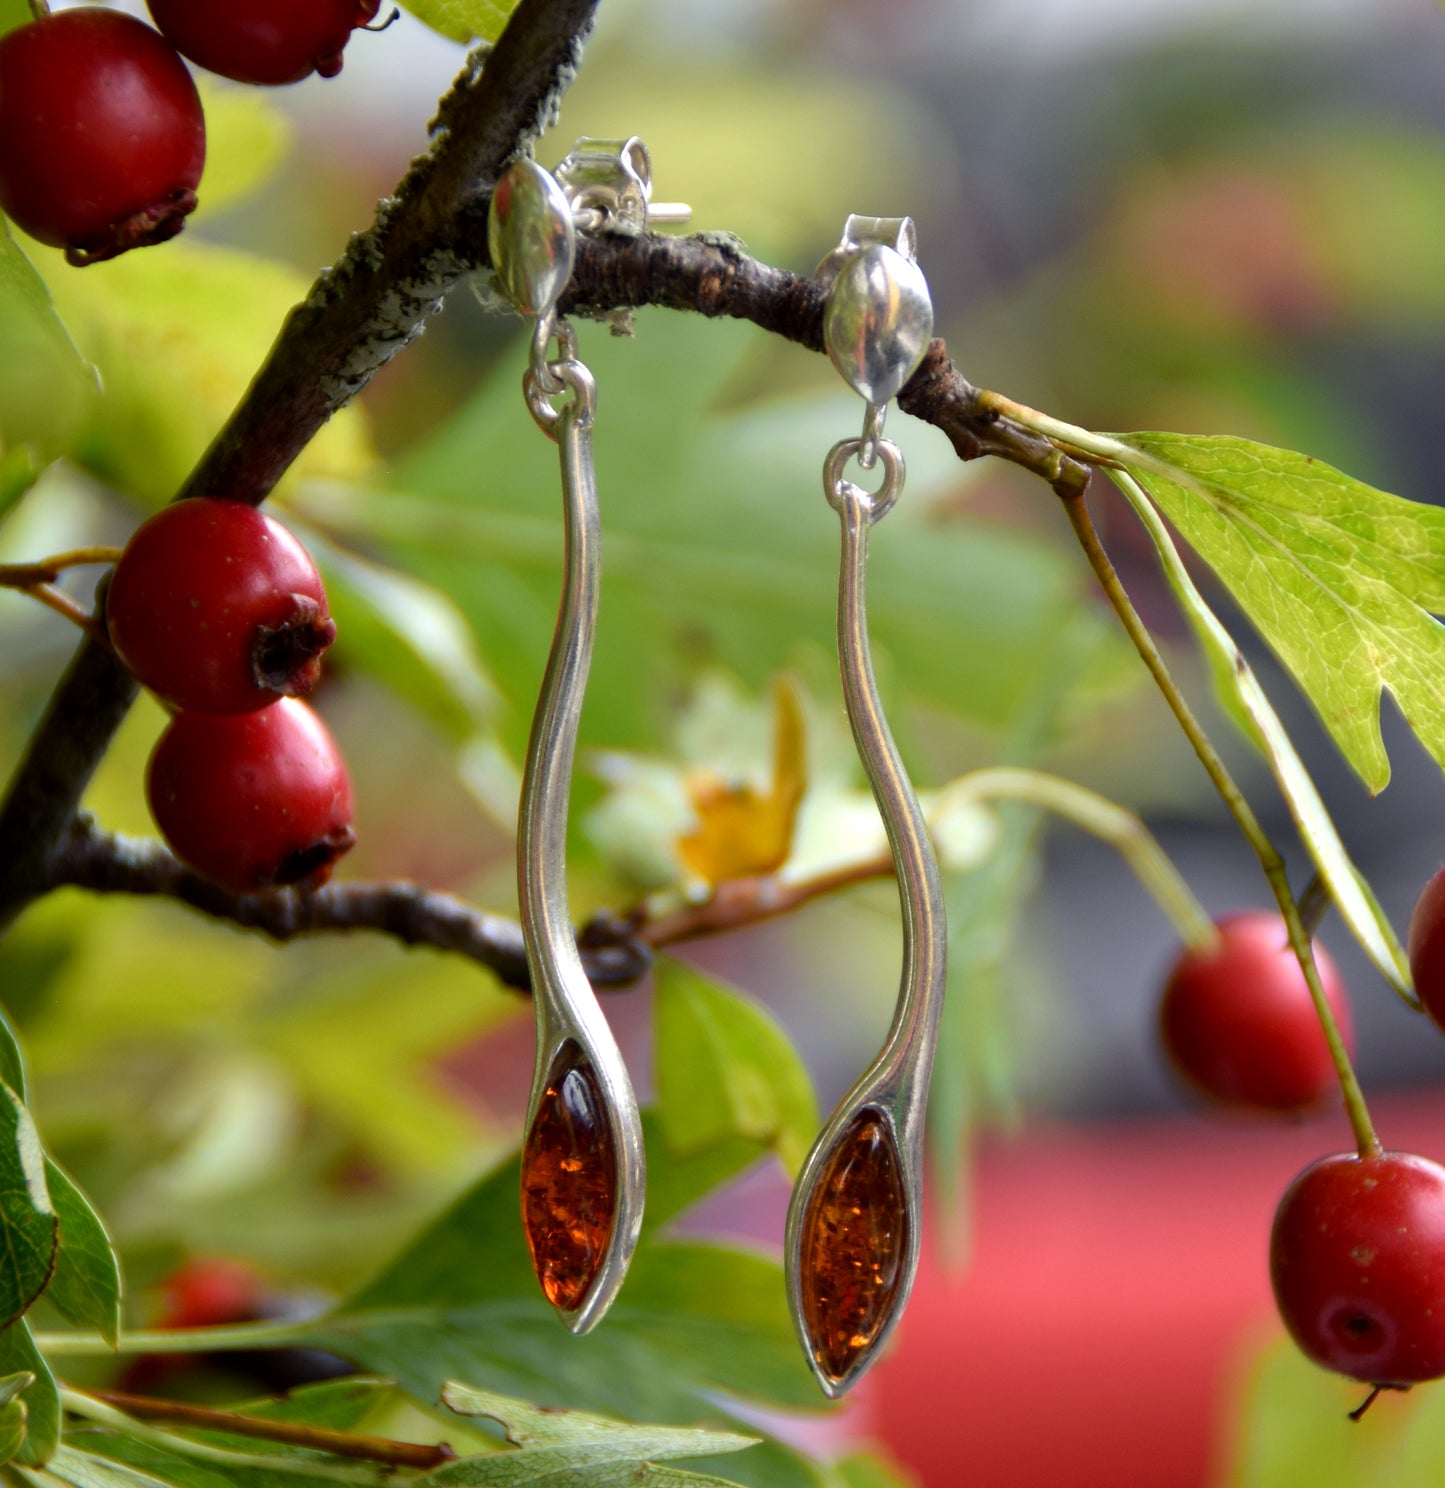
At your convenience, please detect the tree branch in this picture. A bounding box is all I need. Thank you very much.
[560,232,1092,490]
[49,817,649,992]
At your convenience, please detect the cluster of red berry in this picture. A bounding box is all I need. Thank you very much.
[1155,891,1445,1401]
[0,1,379,266]
[106,498,355,895]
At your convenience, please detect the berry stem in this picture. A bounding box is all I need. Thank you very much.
[18,583,109,646]
[25,0,48,18]
[72,1390,455,1470]
[933,766,1217,952]
[0,547,122,587]
[1059,487,1382,1158]
[37,1317,311,1357]
[58,1389,389,1484]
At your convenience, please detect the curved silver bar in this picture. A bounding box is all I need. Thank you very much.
[517,364,645,1336]
[784,438,948,1397]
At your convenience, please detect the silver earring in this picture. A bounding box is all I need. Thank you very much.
[488,155,645,1334]
[784,216,946,1396]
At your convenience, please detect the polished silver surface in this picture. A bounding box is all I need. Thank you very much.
[492,158,644,1335]
[487,157,577,320]
[517,349,645,1336]
[784,439,948,1397]
[555,135,692,234]
[822,243,933,409]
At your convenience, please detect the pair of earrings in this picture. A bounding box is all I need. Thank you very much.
[488,149,946,1396]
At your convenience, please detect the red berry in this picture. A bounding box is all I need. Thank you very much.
[147,699,355,894]
[0,10,205,266]
[158,1257,265,1330]
[107,498,335,715]
[146,0,382,86]
[1407,866,1445,1030]
[1158,911,1352,1112]
[1271,1150,1445,1385]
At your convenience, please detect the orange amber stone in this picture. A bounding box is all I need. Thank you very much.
[521,1044,618,1311]
[799,1110,908,1384]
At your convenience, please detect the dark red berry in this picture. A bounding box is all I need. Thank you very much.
[147,699,355,895]
[1271,1150,1445,1386]
[146,0,382,86]
[107,498,335,715]
[0,10,205,266]
[1159,911,1352,1112]
[1407,866,1445,1030]
[157,1257,266,1331]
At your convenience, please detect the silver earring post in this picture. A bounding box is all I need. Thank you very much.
[784,217,946,1397]
[488,155,646,1336]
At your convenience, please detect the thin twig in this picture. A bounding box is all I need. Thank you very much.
[49,817,649,992]
[79,1390,455,1471]
[623,854,895,948]
[19,584,104,641]
[1060,483,1380,1158]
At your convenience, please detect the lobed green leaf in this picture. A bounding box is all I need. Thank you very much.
[1115,431,1445,794]
[433,1381,756,1484]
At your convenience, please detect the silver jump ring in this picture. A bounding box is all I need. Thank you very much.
[525,358,597,437]
[823,437,905,525]
[529,315,578,396]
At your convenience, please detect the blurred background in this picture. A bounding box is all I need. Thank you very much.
[6,0,1445,1484]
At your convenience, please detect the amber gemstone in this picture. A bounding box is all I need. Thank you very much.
[798,1110,908,1383]
[521,1044,618,1311]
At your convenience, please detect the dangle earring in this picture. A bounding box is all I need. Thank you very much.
[784,217,945,1396]
[487,152,649,1334]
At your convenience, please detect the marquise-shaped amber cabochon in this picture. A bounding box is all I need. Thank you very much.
[521,1042,618,1311]
[798,1109,908,1383]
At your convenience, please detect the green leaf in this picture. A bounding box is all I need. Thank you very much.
[0,1322,59,1465]
[0,1375,32,1411]
[36,239,374,508]
[826,1456,914,1488]
[193,82,292,218]
[0,447,42,524]
[301,315,1127,760]
[311,1121,817,1421]
[42,1161,121,1347]
[653,959,817,1177]
[0,223,93,461]
[0,1396,26,1466]
[1110,469,1413,998]
[1114,431,1445,795]
[0,1010,27,1103]
[232,1379,393,1434]
[403,0,517,44]
[0,1083,56,1330]
[0,1,28,39]
[433,1382,757,1485]
[42,1448,178,1488]
[306,531,499,744]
